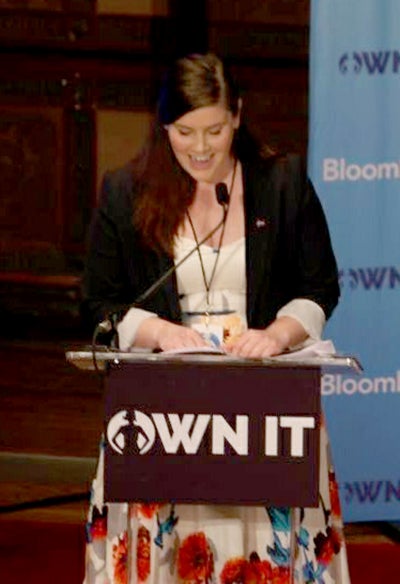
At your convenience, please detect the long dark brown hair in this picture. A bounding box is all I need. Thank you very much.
[132,53,260,255]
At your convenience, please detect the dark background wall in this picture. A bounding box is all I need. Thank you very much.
[0,0,310,509]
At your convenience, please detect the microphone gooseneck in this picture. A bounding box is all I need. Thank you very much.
[95,182,230,341]
[134,183,229,306]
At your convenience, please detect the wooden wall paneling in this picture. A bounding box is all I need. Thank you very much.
[0,1,94,11]
[207,0,309,25]
[0,7,174,57]
[63,70,96,256]
[0,1,62,11]
[96,110,151,193]
[235,64,309,155]
[95,14,176,59]
[0,55,95,334]
[0,2,94,50]
[208,21,309,63]
[0,100,71,327]
[94,60,156,111]
[208,17,310,155]
[97,0,169,16]
[0,7,309,61]
[94,59,157,191]
[0,105,64,253]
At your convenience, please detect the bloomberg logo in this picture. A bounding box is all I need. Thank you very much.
[322,371,400,396]
[339,51,400,75]
[106,409,315,458]
[323,158,400,182]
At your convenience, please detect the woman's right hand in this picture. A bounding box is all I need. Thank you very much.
[135,317,209,352]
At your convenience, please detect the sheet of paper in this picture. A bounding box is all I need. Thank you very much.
[162,346,226,356]
[272,339,336,361]
[161,339,336,359]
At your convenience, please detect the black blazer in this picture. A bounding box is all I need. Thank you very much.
[82,154,340,332]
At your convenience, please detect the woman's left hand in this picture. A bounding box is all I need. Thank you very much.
[224,316,309,359]
[224,329,285,358]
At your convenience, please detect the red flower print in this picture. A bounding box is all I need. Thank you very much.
[89,506,107,541]
[328,470,342,519]
[314,526,342,566]
[133,503,163,520]
[270,566,290,583]
[177,532,214,583]
[220,554,273,584]
[220,557,247,583]
[113,531,128,584]
[246,553,272,583]
[136,525,151,582]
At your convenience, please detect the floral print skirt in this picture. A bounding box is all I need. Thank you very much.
[83,425,351,584]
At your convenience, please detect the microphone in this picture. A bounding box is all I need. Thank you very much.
[216,182,229,207]
[95,183,230,340]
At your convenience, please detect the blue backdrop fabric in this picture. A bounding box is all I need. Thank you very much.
[309,0,400,522]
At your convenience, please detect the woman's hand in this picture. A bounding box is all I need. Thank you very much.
[135,317,208,352]
[224,316,309,359]
[225,329,285,358]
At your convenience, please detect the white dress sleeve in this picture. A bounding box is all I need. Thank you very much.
[276,298,326,341]
[116,307,158,351]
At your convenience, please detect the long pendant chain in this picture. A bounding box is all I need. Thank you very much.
[186,160,238,320]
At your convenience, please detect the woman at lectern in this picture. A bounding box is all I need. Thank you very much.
[82,53,349,583]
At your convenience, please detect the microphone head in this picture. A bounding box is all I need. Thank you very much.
[215,183,229,207]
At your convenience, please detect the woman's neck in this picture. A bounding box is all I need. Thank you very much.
[179,161,244,247]
[195,158,238,203]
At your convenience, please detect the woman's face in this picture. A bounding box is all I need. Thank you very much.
[165,103,240,184]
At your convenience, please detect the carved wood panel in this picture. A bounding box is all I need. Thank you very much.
[0,89,95,275]
[0,106,63,249]
[207,0,309,25]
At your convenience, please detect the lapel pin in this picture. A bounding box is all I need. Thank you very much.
[255,217,267,229]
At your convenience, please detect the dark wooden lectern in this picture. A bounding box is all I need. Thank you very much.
[66,349,361,509]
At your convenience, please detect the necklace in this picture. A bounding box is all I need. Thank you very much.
[186,159,238,317]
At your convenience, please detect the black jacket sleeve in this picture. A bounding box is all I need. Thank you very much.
[81,162,137,328]
[244,154,340,328]
[81,162,181,333]
[285,154,340,320]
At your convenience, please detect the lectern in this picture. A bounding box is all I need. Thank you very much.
[66,348,361,508]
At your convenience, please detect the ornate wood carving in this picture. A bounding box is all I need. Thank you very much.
[209,22,308,63]
[0,0,94,12]
[0,107,63,253]
[207,0,309,25]
[0,9,308,61]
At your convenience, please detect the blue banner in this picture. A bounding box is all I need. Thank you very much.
[309,0,400,522]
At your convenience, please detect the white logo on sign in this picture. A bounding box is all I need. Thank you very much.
[106,410,316,457]
[107,410,130,454]
[132,410,156,454]
[107,410,156,454]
